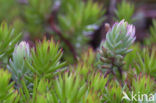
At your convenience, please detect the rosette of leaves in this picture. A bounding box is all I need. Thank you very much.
[0,69,16,102]
[5,90,19,103]
[132,74,155,95]
[75,63,90,80]
[115,0,135,23]
[80,48,96,66]
[19,77,56,103]
[123,73,156,103]
[19,72,87,103]
[102,81,125,103]
[24,0,53,36]
[135,48,156,78]
[35,78,56,103]
[59,0,104,36]
[58,0,105,59]
[0,22,21,63]
[88,71,108,95]
[145,19,156,45]
[76,48,96,79]
[84,91,101,103]
[98,20,136,78]
[53,72,87,103]
[7,41,32,88]
[125,74,156,103]
[25,38,67,79]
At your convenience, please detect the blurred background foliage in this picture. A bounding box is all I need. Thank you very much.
[0,0,156,63]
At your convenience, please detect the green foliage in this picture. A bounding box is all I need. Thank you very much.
[35,78,53,103]
[0,22,21,63]
[19,71,103,103]
[0,1,156,102]
[53,72,87,103]
[98,20,136,78]
[12,19,25,35]
[123,44,141,69]
[132,75,155,94]
[18,77,55,103]
[24,0,53,36]
[135,48,156,78]
[0,0,19,22]
[58,0,105,54]
[25,38,67,79]
[104,20,135,56]
[80,48,96,66]
[103,81,124,103]
[88,72,108,94]
[7,41,32,87]
[76,48,96,79]
[84,91,101,103]
[145,19,156,45]
[115,0,135,23]
[122,74,156,103]
[75,63,91,79]
[0,69,17,102]
[126,74,156,102]
[59,0,104,34]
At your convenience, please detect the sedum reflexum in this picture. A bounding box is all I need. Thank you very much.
[0,69,18,102]
[98,20,136,77]
[76,48,96,79]
[115,0,135,23]
[25,38,67,79]
[135,48,156,78]
[7,41,32,88]
[58,0,105,62]
[53,72,87,103]
[0,22,21,62]
[24,0,53,36]
[103,81,124,103]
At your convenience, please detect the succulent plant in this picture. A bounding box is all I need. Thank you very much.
[88,71,108,94]
[123,44,141,70]
[125,74,156,103]
[98,20,136,78]
[135,48,156,78]
[53,71,87,103]
[58,0,105,62]
[0,0,156,103]
[122,73,156,103]
[102,81,124,103]
[115,0,135,23]
[0,69,15,101]
[0,22,21,63]
[80,48,96,66]
[84,91,101,103]
[132,74,155,94]
[24,0,53,36]
[25,38,67,79]
[7,41,32,88]
[76,48,96,79]
[18,77,54,103]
